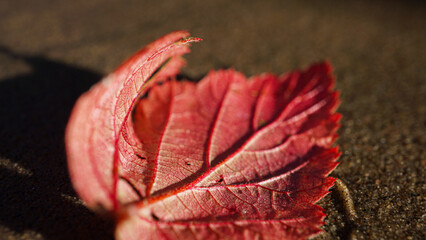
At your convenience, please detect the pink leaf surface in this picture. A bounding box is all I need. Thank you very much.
[65,31,340,240]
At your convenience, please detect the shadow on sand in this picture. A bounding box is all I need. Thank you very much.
[0,46,114,240]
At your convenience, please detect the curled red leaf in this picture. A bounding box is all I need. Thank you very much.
[66,31,340,240]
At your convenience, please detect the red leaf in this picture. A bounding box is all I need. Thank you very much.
[66,31,340,240]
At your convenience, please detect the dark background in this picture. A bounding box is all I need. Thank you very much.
[0,0,424,239]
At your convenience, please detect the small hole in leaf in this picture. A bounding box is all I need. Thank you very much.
[136,154,146,160]
[185,162,191,166]
[151,213,159,221]
[217,176,224,183]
